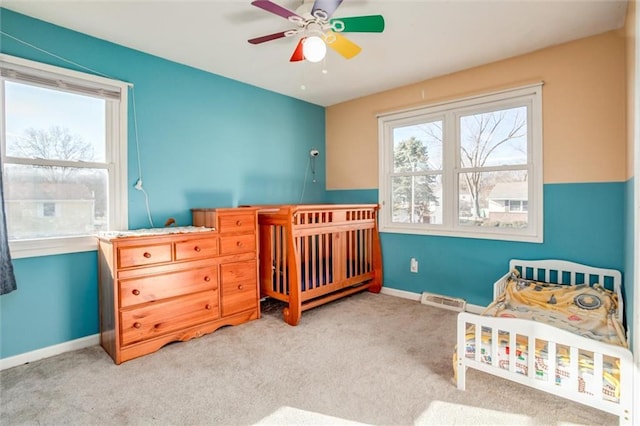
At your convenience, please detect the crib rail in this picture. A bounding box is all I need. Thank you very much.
[258,204,382,325]
[456,312,633,424]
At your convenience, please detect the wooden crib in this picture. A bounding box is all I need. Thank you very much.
[257,204,383,325]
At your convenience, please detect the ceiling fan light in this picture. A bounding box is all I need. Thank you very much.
[302,36,326,63]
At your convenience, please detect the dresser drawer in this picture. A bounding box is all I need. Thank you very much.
[119,266,218,308]
[120,291,219,346]
[175,237,218,261]
[218,213,255,234]
[220,261,257,316]
[220,234,255,255]
[118,243,173,268]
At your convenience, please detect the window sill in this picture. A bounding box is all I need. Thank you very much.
[380,224,543,244]
[9,235,98,259]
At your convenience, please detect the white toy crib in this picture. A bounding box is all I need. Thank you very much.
[456,259,633,425]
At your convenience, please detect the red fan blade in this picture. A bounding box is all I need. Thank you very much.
[312,0,343,19]
[251,0,302,20]
[290,38,305,62]
[248,31,290,44]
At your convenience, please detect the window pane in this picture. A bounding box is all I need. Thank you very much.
[393,120,443,172]
[3,164,108,239]
[458,170,528,229]
[4,81,106,162]
[391,175,442,224]
[459,106,527,168]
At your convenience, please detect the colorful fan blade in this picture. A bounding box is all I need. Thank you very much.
[330,15,385,33]
[326,32,361,59]
[248,31,290,44]
[312,0,343,19]
[290,38,305,62]
[251,0,302,20]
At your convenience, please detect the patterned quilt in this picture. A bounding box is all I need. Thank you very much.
[483,270,628,348]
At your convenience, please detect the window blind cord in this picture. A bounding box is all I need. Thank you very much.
[1,30,155,228]
[299,156,311,204]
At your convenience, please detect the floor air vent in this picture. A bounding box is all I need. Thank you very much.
[420,292,466,312]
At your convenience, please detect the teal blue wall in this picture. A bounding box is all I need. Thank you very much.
[624,178,635,344]
[0,253,98,357]
[0,9,326,359]
[328,182,627,308]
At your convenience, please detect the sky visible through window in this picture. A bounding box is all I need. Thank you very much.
[5,81,105,161]
[392,106,527,168]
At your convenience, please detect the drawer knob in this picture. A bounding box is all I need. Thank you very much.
[143,252,151,258]
[236,241,243,247]
[132,289,140,296]
[235,220,242,226]
[194,246,201,252]
[133,322,142,329]
[205,304,212,310]
[204,276,211,282]
[238,284,244,290]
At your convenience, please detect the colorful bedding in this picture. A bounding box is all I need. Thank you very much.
[460,270,628,402]
[484,271,628,348]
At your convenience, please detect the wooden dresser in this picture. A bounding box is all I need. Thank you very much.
[98,207,259,364]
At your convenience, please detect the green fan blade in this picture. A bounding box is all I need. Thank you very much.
[330,15,385,33]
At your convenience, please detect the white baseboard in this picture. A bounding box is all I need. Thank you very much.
[0,334,99,371]
[380,286,486,314]
[380,287,421,301]
[464,303,485,314]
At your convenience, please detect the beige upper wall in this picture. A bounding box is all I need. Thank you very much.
[627,0,637,179]
[327,30,627,189]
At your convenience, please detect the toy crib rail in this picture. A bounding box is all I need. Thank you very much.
[457,313,633,424]
[258,204,383,325]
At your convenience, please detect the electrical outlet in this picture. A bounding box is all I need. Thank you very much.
[410,258,418,273]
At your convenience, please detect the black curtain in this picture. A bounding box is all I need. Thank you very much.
[0,157,17,295]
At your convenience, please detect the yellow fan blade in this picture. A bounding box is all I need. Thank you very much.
[325,32,362,59]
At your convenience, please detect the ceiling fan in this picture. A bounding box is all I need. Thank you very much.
[248,0,385,63]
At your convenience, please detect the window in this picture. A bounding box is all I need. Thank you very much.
[1,54,128,258]
[378,84,543,242]
[40,202,58,218]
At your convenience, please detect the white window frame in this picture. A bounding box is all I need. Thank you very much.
[378,83,543,243]
[0,54,128,258]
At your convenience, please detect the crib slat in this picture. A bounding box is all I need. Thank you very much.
[355,229,361,276]
[490,328,498,367]
[528,335,535,379]
[282,226,288,294]
[346,230,352,278]
[548,341,556,386]
[593,352,604,401]
[475,326,482,363]
[351,230,357,276]
[569,346,579,391]
[365,228,371,273]
[311,234,317,290]
[508,331,516,373]
[275,226,282,294]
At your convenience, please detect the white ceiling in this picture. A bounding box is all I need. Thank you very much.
[2,0,629,106]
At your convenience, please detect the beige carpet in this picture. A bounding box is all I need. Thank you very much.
[0,293,617,425]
